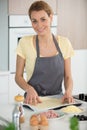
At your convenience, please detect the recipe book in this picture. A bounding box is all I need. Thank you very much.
[23,97,82,111]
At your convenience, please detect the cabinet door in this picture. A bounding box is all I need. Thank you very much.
[57,0,87,49]
[9,0,57,14]
[9,74,24,103]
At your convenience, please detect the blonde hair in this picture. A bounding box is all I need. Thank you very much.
[28,0,53,19]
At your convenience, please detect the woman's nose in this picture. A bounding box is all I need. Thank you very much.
[37,21,42,28]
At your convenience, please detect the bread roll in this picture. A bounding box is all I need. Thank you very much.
[30,115,39,126]
[40,115,48,126]
[30,114,49,130]
[14,94,24,102]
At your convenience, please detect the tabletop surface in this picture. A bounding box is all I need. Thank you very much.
[0,101,87,130]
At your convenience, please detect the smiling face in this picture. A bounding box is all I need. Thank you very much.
[30,10,53,36]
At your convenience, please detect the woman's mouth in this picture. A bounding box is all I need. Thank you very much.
[37,27,46,33]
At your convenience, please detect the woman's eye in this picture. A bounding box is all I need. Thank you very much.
[41,19,46,21]
[32,20,37,24]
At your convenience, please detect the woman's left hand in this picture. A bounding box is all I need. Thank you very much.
[62,91,74,103]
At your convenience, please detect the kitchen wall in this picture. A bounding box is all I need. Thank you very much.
[0,0,8,71]
[71,50,87,94]
[62,49,87,94]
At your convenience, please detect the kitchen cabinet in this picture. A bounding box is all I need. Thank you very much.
[9,74,25,103]
[8,0,57,14]
[0,72,9,104]
[57,0,87,49]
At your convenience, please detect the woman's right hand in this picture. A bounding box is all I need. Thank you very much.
[24,85,42,105]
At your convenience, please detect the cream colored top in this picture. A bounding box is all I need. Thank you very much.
[16,35,74,81]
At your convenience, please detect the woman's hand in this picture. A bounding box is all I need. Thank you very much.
[62,91,74,103]
[24,85,42,105]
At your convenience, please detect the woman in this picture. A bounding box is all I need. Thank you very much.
[15,1,74,105]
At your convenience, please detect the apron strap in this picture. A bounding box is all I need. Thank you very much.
[52,34,62,55]
[36,34,63,57]
[36,35,39,57]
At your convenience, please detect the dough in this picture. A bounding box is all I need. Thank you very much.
[32,97,62,110]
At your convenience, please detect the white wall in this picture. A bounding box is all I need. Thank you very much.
[71,50,87,94]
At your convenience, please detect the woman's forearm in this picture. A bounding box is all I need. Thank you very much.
[64,76,73,95]
[15,75,30,92]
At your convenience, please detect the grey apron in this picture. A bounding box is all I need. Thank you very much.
[27,34,64,96]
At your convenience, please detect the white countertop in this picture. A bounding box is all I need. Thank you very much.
[0,102,87,130]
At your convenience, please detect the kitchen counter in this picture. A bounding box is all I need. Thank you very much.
[0,102,87,130]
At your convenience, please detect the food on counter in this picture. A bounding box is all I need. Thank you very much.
[73,115,87,121]
[19,104,25,124]
[61,105,83,113]
[30,114,49,130]
[19,115,25,124]
[14,94,24,102]
[14,94,25,123]
[70,116,79,130]
[30,110,61,130]
[39,115,49,130]
[38,110,59,119]
[31,97,62,110]
[40,115,49,125]
[30,115,39,126]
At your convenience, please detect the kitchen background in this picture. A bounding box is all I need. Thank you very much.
[0,0,87,103]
